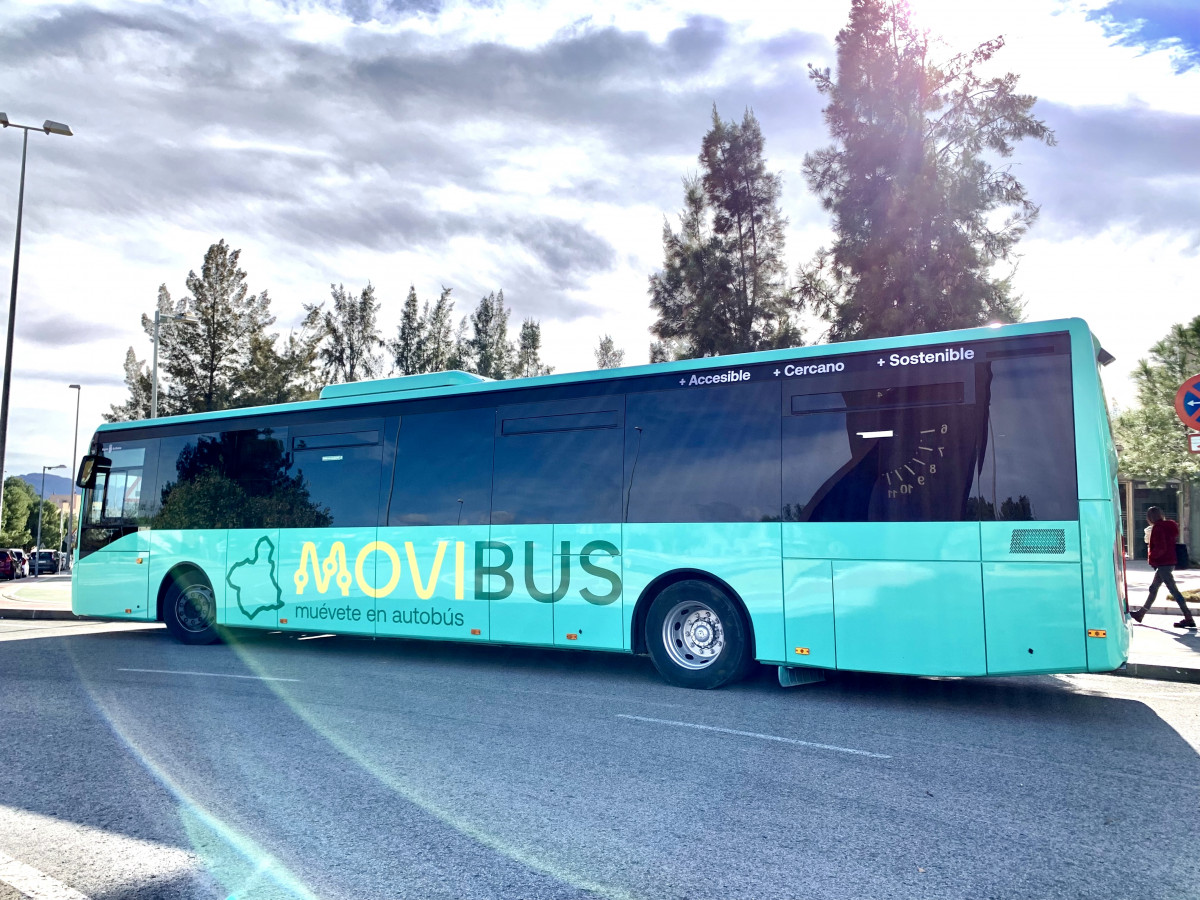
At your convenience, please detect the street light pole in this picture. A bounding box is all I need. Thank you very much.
[35,463,65,578]
[66,383,81,569]
[0,114,72,524]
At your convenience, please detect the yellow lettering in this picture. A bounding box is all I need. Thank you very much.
[455,541,465,600]
[355,541,402,599]
[294,542,351,596]
[406,541,447,600]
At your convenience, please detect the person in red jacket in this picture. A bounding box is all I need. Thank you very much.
[1130,507,1196,629]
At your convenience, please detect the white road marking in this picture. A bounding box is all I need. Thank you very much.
[0,807,195,899]
[617,714,892,758]
[117,668,301,682]
[0,850,90,899]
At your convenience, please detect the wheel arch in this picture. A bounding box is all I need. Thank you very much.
[630,568,756,659]
[156,562,214,622]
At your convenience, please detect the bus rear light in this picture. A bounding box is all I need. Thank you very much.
[470,628,481,635]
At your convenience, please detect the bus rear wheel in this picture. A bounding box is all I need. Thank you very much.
[163,573,220,645]
[646,580,751,689]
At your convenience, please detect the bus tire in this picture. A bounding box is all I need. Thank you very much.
[163,573,221,645]
[645,580,751,689]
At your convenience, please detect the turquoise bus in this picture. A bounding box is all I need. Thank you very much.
[73,317,1128,688]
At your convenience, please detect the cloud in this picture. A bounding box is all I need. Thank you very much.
[1087,1,1200,72]
[1,3,832,330]
[1019,101,1200,243]
[18,314,124,347]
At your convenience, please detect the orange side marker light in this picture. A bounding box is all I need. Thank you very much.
[470,628,481,635]
[1087,629,1107,638]
[795,647,810,656]
[280,618,288,624]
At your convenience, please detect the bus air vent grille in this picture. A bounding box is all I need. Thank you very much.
[1009,528,1066,554]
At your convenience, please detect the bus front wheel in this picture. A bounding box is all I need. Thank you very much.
[163,574,220,645]
[646,580,751,689]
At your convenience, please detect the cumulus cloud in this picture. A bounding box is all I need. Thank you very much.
[1020,101,1200,242]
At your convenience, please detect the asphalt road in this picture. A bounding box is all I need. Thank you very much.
[1,620,1198,900]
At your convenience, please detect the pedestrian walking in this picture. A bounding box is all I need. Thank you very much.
[1130,507,1196,629]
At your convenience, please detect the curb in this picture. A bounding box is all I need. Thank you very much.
[0,607,82,621]
[1106,663,1200,685]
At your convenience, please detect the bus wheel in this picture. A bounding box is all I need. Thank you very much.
[164,574,220,645]
[646,580,750,689]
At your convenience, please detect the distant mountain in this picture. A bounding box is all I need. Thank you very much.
[15,473,75,498]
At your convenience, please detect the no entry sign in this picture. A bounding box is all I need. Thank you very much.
[1177,373,1200,430]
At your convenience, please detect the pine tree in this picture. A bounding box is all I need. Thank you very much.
[147,242,276,414]
[515,318,553,377]
[447,317,471,373]
[104,347,153,422]
[799,0,1055,340]
[467,291,514,380]
[239,321,322,406]
[389,285,426,376]
[421,287,456,373]
[306,283,384,384]
[649,107,798,359]
[594,335,625,369]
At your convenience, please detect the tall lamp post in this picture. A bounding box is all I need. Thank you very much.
[35,463,65,578]
[151,310,198,418]
[0,114,73,531]
[66,383,81,569]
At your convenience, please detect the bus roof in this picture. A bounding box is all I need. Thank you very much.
[96,316,1103,433]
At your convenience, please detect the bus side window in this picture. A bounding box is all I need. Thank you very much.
[972,353,1078,521]
[624,382,780,524]
[289,423,384,527]
[492,399,624,525]
[387,408,494,526]
[783,380,977,523]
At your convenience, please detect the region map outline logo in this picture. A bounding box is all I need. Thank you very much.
[226,535,284,620]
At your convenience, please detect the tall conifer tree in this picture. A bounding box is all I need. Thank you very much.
[390,285,425,376]
[799,0,1054,340]
[467,291,514,380]
[515,318,553,377]
[650,107,798,359]
[306,282,384,384]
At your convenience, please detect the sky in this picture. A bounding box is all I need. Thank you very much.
[1,0,1198,478]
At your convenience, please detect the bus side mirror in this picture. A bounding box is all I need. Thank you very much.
[76,455,110,489]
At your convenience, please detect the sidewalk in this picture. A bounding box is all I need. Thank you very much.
[0,572,77,620]
[2,563,1198,682]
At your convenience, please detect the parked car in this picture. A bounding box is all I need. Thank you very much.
[0,551,14,581]
[7,549,27,578]
[30,550,58,575]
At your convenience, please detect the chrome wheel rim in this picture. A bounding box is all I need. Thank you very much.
[176,584,215,633]
[662,599,724,670]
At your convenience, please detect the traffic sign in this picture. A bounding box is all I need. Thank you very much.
[1191,433,1200,454]
[1176,373,1200,429]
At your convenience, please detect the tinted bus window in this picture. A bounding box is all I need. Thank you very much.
[783,395,980,522]
[388,409,493,526]
[492,399,623,525]
[625,382,780,523]
[154,432,233,529]
[972,353,1077,521]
